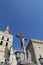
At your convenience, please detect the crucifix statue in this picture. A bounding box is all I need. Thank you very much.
[16,34,27,61]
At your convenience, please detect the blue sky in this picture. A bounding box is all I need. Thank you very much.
[0,0,43,50]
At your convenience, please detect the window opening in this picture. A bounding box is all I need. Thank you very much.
[6,43,8,46]
[0,41,3,45]
[7,38,9,41]
[2,36,4,40]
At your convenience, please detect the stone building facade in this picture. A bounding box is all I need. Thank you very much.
[26,39,43,65]
[0,26,17,65]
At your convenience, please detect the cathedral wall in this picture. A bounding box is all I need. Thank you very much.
[32,42,43,65]
[27,43,37,64]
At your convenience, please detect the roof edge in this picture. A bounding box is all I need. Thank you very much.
[31,38,43,43]
[26,38,43,49]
